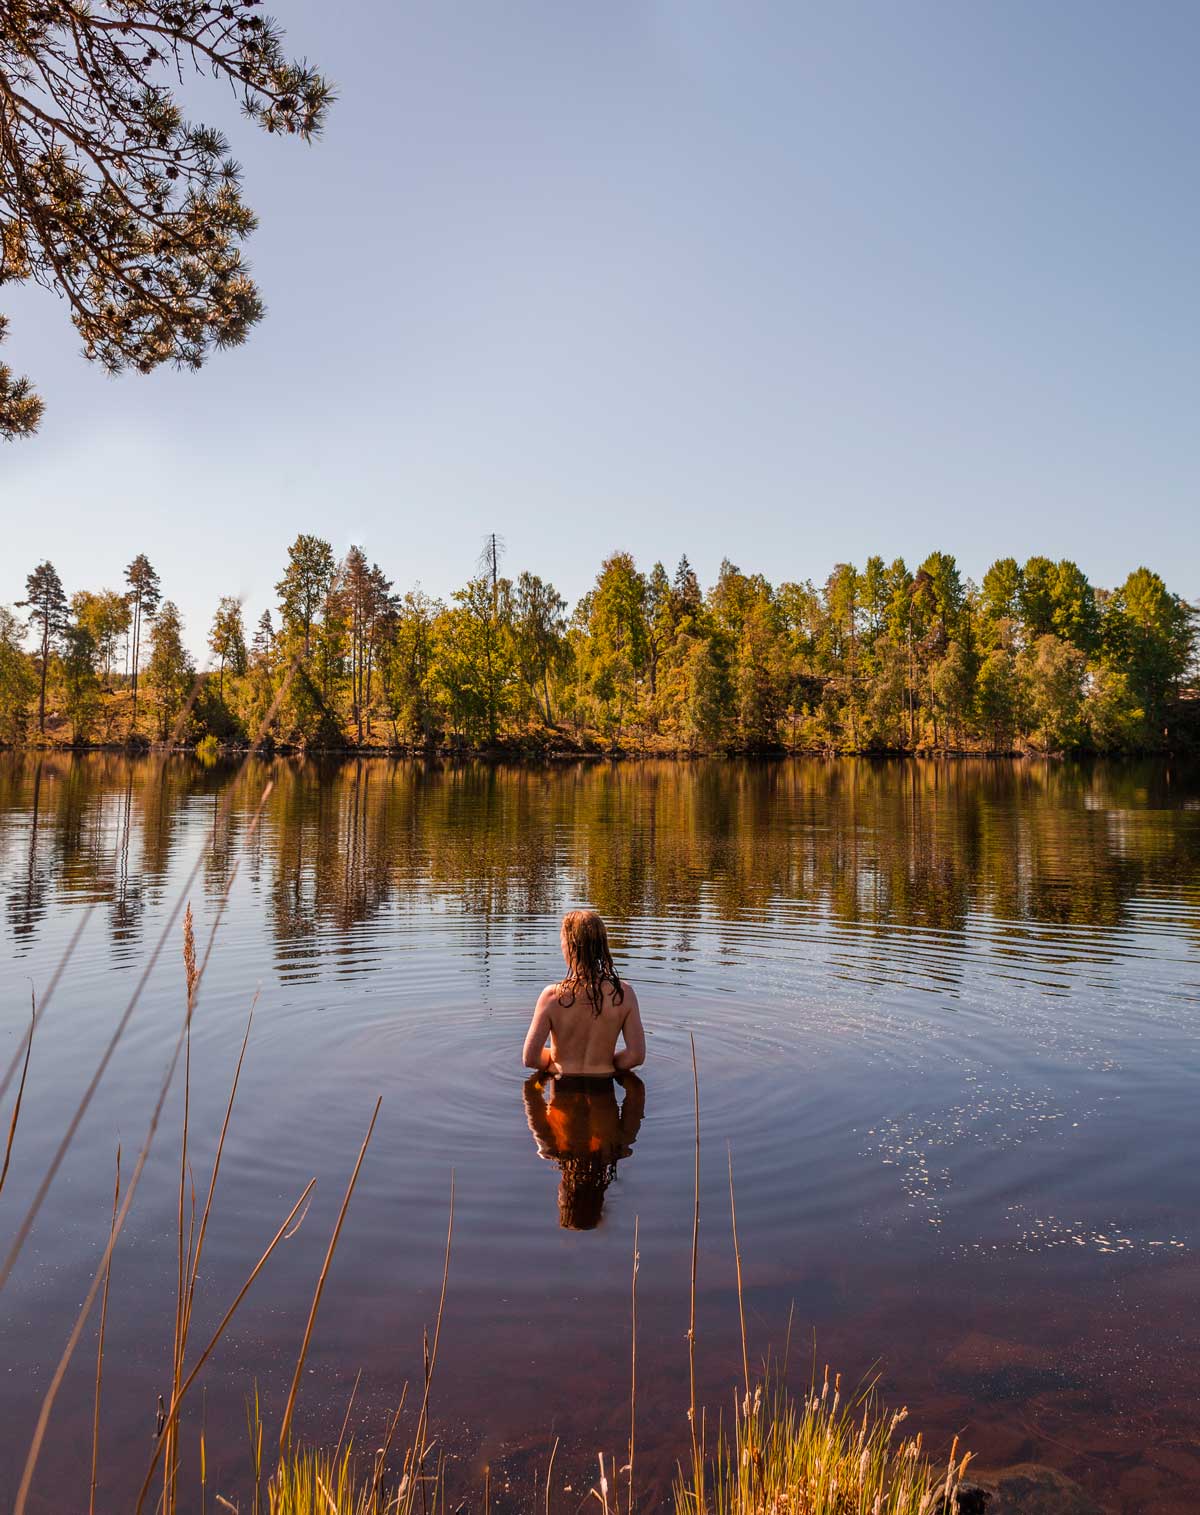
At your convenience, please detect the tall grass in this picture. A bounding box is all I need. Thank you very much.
[674,1375,972,1515]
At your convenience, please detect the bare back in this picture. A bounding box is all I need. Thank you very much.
[523,977,645,1077]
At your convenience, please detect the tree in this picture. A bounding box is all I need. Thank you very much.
[976,649,1019,751]
[672,556,702,624]
[70,589,129,682]
[0,1,330,434]
[382,590,440,744]
[435,574,516,745]
[61,623,100,741]
[1085,666,1145,752]
[513,572,567,724]
[252,610,275,660]
[0,315,41,440]
[18,559,68,733]
[1019,556,1058,640]
[1019,634,1086,751]
[980,558,1023,634]
[1103,567,1196,731]
[145,600,194,740]
[1050,560,1099,653]
[124,553,161,731]
[341,547,395,741]
[0,605,36,740]
[208,596,247,694]
[680,635,727,752]
[931,641,974,746]
[276,534,335,656]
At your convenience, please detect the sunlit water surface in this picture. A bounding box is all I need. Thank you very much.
[1,755,1198,1513]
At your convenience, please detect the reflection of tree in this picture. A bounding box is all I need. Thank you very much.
[1,754,1198,967]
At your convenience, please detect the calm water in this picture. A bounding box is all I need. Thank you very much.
[1,755,1198,1513]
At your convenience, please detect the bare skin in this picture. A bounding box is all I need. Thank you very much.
[522,929,646,1077]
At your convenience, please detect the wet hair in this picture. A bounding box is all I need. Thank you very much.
[557,1155,617,1231]
[557,909,624,1018]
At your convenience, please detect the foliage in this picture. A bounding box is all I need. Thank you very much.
[0,604,36,740]
[18,558,68,732]
[145,599,194,740]
[0,0,330,434]
[3,537,1197,752]
[0,314,41,439]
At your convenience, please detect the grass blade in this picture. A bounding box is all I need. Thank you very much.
[279,1095,383,1452]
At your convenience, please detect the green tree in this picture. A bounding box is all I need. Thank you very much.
[861,555,888,638]
[0,315,41,440]
[1049,560,1099,652]
[18,559,68,733]
[70,589,130,683]
[0,2,329,435]
[0,605,36,740]
[1019,556,1058,640]
[1019,634,1086,751]
[980,558,1023,639]
[931,640,974,746]
[124,553,161,732]
[1085,666,1145,752]
[208,596,247,694]
[514,572,567,724]
[437,574,516,745]
[975,649,1019,751]
[736,599,788,748]
[671,556,703,625]
[61,623,100,742]
[680,635,727,752]
[145,601,195,740]
[382,590,440,743]
[276,534,336,657]
[1103,567,1196,731]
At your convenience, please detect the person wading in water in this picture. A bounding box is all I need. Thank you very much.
[522,909,646,1078]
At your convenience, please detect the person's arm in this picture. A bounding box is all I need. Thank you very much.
[522,988,561,1074]
[613,985,645,1071]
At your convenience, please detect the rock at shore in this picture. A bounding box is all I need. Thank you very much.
[960,1462,1106,1513]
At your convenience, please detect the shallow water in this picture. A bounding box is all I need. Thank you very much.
[1,755,1198,1513]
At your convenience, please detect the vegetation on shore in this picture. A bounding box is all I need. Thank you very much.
[4,536,1196,757]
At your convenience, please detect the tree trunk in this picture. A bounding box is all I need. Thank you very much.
[37,619,49,734]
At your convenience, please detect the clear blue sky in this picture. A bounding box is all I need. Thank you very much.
[3,1,1198,651]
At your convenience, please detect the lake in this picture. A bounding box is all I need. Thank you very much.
[1,754,1198,1513]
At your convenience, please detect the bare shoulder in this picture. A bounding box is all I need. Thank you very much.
[618,979,639,1007]
[537,982,562,1008]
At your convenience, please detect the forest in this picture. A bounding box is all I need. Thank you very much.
[3,537,1197,755]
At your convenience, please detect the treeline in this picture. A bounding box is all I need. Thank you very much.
[2,539,1197,754]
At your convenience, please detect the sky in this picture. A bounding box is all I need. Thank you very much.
[3,1,1198,652]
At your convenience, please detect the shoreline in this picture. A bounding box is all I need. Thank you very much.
[0,739,1194,761]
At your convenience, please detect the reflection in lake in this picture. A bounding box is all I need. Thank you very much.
[0,753,1198,1514]
[523,1072,645,1229]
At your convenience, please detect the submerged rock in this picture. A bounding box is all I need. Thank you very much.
[960,1462,1106,1513]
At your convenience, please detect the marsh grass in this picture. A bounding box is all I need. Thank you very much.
[266,1441,447,1515]
[674,1375,972,1515]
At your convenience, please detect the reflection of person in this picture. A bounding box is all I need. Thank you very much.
[523,1071,646,1230]
[522,910,646,1077]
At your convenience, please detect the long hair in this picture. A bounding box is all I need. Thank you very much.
[557,909,624,1017]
